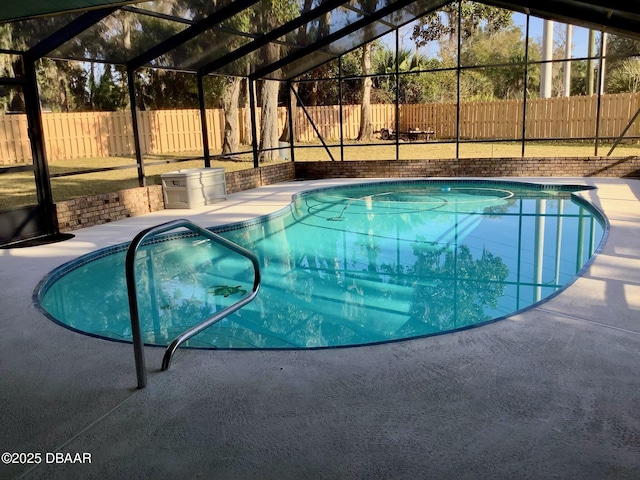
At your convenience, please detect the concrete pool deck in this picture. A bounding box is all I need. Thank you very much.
[1,177,639,479]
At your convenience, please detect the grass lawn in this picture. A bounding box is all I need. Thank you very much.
[308,140,640,161]
[2,141,639,211]
[0,153,258,210]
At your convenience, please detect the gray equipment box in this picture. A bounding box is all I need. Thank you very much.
[161,168,226,208]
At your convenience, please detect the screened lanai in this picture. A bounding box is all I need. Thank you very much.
[1,0,640,245]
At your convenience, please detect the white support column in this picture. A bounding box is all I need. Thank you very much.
[599,33,608,95]
[540,20,554,98]
[587,30,596,95]
[563,24,573,97]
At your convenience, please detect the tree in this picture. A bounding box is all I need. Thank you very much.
[396,67,457,104]
[137,70,200,110]
[409,3,552,102]
[356,42,374,141]
[256,0,298,162]
[372,47,437,104]
[258,78,281,162]
[93,65,128,111]
[296,50,363,106]
[412,1,512,50]
[354,0,381,142]
[299,7,332,107]
[605,34,640,59]
[221,77,242,156]
[410,1,517,102]
[605,34,640,93]
[56,61,90,112]
[608,58,640,93]
[214,5,253,156]
[461,27,534,100]
[0,19,94,112]
[374,47,430,76]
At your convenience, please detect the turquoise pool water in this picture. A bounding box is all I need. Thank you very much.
[38,180,606,349]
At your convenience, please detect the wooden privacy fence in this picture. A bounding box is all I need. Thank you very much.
[0,114,31,164]
[41,109,225,162]
[1,93,639,165]
[329,93,640,141]
[0,109,227,164]
[292,93,640,143]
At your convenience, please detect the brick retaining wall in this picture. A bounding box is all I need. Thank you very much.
[56,162,296,232]
[56,185,165,231]
[294,157,640,179]
[56,157,639,232]
[225,162,295,194]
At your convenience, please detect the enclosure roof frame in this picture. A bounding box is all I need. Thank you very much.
[26,6,119,60]
[249,0,452,80]
[197,0,352,77]
[1,0,638,82]
[0,0,142,23]
[484,0,640,40]
[126,0,261,71]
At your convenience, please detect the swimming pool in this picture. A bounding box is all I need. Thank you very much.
[37,180,606,349]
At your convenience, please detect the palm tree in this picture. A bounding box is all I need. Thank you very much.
[373,47,429,75]
[372,47,430,98]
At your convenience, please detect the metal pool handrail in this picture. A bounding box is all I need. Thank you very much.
[125,219,261,389]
